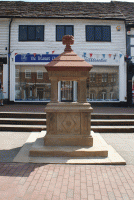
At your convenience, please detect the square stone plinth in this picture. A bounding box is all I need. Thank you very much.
[29,131,108,158]
[13,131,126,165]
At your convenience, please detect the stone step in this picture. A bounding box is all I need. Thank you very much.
[91,126,134,133]
[0,124,46,132]
[91,119,134,126]
[0,112,46,119]
[0,118,46,125]
[91,114,134,119]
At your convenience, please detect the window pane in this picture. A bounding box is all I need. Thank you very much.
[15,69,19,78]
[95,26,102,41]
[15,66,51,101]
[25,70,31,78]
[28,26,36,41]
[102,26,111,41]
[86,26,94,41]
[87,66,119,102]
[19,25,27,41]
[37,71,43,79]
[56,26,64,41]
[65,26,73,35]
[36,26,44,41]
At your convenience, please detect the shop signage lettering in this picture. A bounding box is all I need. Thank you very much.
[85,58,107,62]
[15,54,59,62]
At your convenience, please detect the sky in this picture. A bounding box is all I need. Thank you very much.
[0,0,134,2]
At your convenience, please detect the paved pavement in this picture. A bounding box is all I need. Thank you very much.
[0,104,134,199]
[0,163,134,200]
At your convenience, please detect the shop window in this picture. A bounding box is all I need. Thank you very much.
[87,66,119,102]
[15,69,19,78]
[37,71,43,79]
[19,25,44,41]
[86,26,111,42]
[15,65,51,101]
[56,25,74,41]
[25,70,31,78]
[102,73,108,82]
[90,73,96,82]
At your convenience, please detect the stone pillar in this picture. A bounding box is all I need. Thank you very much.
[50,77,58,103]
[77,78,87,103]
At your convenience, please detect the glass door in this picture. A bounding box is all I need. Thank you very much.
[61,81,73,102]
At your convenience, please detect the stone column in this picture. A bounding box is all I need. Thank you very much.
[50,77,58,103]
[77,78,87,103]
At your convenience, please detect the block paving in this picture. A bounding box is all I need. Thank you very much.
[0,163,134,200]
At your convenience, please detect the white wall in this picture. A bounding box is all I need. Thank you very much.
[10,18,126,55]
[0,18,9,57]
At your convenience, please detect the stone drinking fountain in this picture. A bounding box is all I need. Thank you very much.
[29,35,108,160]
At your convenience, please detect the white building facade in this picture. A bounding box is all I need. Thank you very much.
[7,18,126,103]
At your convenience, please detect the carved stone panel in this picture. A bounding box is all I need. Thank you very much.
[57,112,80,134]
[47,113,57,134]
[81,113,91,135]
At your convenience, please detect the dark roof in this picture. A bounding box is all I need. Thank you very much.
[0,1,124,20]
[113,1,134,25]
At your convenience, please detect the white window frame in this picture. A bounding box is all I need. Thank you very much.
[111,74,116,83]
[102,74,108,82]
[25,70,31,78]
[15,69,19,78]
[37,70,43,79]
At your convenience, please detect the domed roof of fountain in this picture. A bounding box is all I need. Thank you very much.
[45,35,93,71]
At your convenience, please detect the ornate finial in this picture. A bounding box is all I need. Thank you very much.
[62,35,74,52]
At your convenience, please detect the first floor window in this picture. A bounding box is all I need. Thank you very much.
[90,73,96,82]
[86,25,111,42]
[15,69,19,78]
[102,73,108,82]
[25,70,31,78]
[111,74,116,82]
[56,25,74,41]
[19,25,44,41]
[37,71,43,79]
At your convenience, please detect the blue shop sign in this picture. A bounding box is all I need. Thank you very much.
[15,54,59,62]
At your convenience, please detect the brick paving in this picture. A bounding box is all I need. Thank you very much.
[0,163,134,200]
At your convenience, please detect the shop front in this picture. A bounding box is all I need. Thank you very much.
[13,51,126,103]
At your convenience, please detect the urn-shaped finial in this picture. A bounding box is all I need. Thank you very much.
[62,35,74,52]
